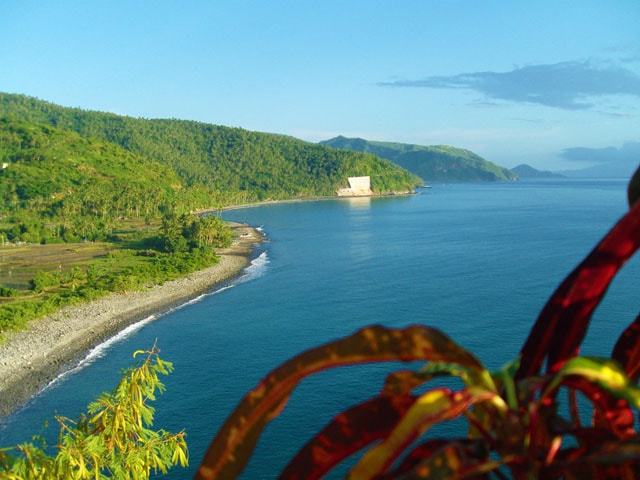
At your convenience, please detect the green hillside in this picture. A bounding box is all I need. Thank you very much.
[0,117,182,206]
[320,136,518,182]
[0,93,421,207]
[0,116,189,241]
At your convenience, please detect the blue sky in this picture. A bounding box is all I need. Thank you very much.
[1,1,639,172]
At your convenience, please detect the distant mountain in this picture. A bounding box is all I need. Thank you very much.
[559,143,640,179]
[558,161,639,179]
[511,164,565,178]
[320,136,517,182]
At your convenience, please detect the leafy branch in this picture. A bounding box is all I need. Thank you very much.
[0,343,188,479]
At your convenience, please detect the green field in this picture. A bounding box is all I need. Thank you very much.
[0,242,113,290]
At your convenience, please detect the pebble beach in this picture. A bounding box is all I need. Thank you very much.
[0,224,263,418]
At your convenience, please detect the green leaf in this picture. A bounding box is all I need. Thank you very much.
[0,345,186,479]
[543,357,640,408]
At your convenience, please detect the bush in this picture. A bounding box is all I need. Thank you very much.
[0,286,18,297]
[29,270,59,293]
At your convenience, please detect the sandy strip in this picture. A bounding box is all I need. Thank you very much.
[0,224,264,418]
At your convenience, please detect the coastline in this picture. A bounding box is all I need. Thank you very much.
[197,190,416,214]
[0,224,264,419]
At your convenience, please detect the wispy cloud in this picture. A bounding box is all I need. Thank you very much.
[379,61,640,110]
[603,42,640,64]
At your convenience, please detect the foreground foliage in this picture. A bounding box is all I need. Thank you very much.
[0,345,188,479]
[196,167,640,479]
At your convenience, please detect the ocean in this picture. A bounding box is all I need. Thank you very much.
[1,178,639,478]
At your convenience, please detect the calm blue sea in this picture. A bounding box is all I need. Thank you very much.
[1,179,639,478]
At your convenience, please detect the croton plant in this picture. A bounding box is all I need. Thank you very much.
[196,167,640,480]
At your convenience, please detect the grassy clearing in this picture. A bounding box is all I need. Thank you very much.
[0,243,114,290]
[0,217,160,290]
[0,216,232,335]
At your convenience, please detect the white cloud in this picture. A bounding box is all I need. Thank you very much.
[379,60,640,111]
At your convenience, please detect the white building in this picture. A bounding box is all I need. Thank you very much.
[336,176,373,196]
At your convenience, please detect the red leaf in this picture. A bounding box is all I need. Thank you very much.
[516,201,640,380]
[377,438,488,479]
[380,440,494,479]
[544,440,640,479]
[627,164,640,207]
[382,370,434,395]
[278,394,417,480]
[612,312,640,382]
[195,325,483,480]
[550,376,635,439]
[348,387,496,478]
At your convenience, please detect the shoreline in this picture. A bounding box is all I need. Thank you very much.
[197,190,416,214]
[0,224,264,419]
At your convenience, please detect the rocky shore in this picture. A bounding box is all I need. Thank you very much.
[0,224,264,418]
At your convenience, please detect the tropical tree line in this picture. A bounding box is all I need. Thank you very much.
[0,92,421,479]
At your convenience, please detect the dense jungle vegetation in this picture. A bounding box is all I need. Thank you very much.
[321,135,518,181]
[0,93,422,206]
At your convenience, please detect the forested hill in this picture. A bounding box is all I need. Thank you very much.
[0,116,185,221]
[0,93,422,208]
[320,136,518,182]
